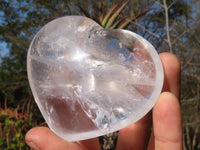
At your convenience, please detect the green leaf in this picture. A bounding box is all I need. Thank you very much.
[105,0,130,29]
[16,120,24,128]
[101,0,122,27]
[118,8,152,29]
[0,137,5,146]
[4,118,12,131]
[99,0,105,22]
[109,16,127,29]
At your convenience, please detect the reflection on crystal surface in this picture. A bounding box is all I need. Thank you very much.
[27,16,163,141]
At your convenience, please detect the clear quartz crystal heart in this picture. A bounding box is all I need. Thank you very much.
[27,16,163,142]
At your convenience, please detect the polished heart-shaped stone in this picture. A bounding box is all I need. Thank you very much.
[27,16,163,142]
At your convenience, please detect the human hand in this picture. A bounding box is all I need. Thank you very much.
[25,53,182,150]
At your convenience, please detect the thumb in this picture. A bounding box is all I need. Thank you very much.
[25,127,82,150]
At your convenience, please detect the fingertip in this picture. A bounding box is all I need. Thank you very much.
[25,127,46,150]
[154,92,181,112]
[159,53,181,98]
[25,127,81,150]
[159,53,181,75]
[25,127,46,140]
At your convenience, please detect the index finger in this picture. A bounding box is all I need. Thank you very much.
[159,53,181,97]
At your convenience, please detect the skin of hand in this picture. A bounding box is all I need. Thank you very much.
[25,52,183,150]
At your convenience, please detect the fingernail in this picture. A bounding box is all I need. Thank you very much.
[26,141,40,150]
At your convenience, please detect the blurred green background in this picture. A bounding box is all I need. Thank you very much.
[0,0,199,149]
